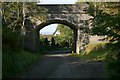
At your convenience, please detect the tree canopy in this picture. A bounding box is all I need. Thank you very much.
[2,2,47,31]
[88,2,120,42]
[54,24,74,47]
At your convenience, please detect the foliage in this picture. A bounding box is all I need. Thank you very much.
[54,24,74,48]
[105,51,119,79]
[104,42,120,79]
[87,3,120,79]
[2,3,47,78]
[51,37,55,47]
[24,2,48,25]
[2,2,48,52]
[2,51,41,78]
[2,26,22,52]
[2,2,23,31]
[39,37,51,50]
[2,2,23,52]
[39,36,71,50]
[2,2,47,31]
[44,37,50,46]
[72,42,120,79]
[78,42,109,61]
[39,36,45,46]
[88,2,120,42]
[84,42,106,54]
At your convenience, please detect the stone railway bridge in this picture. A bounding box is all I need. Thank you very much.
[23,4,93,54]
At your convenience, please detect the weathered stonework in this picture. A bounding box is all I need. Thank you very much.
[23,4,93,54]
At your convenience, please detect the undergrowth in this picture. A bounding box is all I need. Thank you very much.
[81,42,110,61]
[2,51,41,78]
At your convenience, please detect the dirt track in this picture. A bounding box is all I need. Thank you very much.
[16,50,105,78]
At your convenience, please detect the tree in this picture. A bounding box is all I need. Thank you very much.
[54,24,74,47]
[87,2,120,42]
[2,2,23,31]
[2,2,48,52]
[87,2,120,79]
[51,37,55,47]
[2,2,48,31]
[2,2,23,52]
[44,37,49,46]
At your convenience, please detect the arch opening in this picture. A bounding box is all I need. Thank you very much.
[35,20,78,53]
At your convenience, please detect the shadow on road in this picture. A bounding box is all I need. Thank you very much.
[14,50,105,79]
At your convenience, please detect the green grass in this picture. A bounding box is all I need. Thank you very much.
[71,42,120,79]
[2,51,42,78]
[74,42,110,61]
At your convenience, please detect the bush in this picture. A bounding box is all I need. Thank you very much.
[2,51,41,78]
[105,43,120,79]
[2,27,42,78]
[2,26,22,52]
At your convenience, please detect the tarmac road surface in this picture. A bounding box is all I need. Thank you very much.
[16,50,105,79]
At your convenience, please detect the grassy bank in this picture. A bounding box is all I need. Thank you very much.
[72,42,120,79]
[2,51,42,78]
[71,43,109,61]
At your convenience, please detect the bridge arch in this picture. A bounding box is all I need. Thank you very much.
[35,19,78,53]
[35,19,77,31]
[23,4,91,54]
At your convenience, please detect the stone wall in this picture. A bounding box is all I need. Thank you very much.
[23,19,37,52]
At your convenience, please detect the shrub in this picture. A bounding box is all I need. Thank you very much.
[105,42,120,79]
[2,26,22,52]
[2,51,41,78]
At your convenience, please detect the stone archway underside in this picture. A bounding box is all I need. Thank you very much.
[23,4,93,54]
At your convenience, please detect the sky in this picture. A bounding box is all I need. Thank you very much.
[40,24,57,35]
[38,0,77,4]
[39,0,77,35]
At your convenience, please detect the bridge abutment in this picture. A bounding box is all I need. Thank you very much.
[23,19,39,52]
[76,28,80,54]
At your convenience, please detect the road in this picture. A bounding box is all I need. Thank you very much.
[16,50,105,79]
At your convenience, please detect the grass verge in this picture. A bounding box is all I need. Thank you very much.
[2,51,42,78]
[71,42,120,79]
[71,42,109,61]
